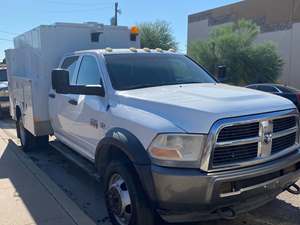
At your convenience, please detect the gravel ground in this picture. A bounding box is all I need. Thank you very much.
[1,118,299,225]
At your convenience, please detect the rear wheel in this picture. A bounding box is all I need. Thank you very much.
[16,116,48,151]
[17,116,35,151]
[104,161,157,225]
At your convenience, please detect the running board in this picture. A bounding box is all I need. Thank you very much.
[50,140,100,181]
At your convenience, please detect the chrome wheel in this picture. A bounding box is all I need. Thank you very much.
[107,173,132,225]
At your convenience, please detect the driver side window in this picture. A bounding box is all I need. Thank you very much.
[61,56,79,84]
[76,55,102,85]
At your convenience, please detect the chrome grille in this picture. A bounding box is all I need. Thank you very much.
[272,133,296,154]
[273,117,296,133]
[208,112,299,171]
[217,123,259,142]
[213,143,258,166]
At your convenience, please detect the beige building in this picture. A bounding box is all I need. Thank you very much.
[188,0,300,88]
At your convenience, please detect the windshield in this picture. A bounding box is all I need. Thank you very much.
[0,69,7,82]
[105,54,216,90]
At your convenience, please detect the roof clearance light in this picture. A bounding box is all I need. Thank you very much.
[143,48,150,52]
[156,48,163,52]
[130,26,139,35]
[129,47,138,52]
[105,47,113,52]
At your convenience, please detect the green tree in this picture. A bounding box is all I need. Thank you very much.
[139,20,178,50]
[188,19,283,85]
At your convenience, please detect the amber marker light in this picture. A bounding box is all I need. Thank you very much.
[150,147,182,160]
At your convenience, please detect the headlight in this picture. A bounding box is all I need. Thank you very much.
[148,134,207,167]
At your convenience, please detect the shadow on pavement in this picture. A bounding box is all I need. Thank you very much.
[27,144,110,225]
[0,140,80,225]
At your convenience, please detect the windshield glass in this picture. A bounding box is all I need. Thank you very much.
[0,69,7,82]
[105,54,216,90]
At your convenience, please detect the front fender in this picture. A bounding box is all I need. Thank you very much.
[95,128,157,204]
[95,127,151,168]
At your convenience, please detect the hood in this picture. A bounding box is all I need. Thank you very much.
[116,83,296,133]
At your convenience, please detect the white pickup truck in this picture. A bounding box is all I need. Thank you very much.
[6,23,300,225]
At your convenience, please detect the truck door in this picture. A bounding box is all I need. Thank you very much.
[59,55,108,160]
[49,55,80,141]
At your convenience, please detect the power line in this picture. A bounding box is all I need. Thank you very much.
[43,0,114,6]
[0,38,13,42]
[46,5,112,13]
[0,30,17,35]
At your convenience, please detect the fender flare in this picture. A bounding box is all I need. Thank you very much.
[95,127,151,170]
[95,128,157,204]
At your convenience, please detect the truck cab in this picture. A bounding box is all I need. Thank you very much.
[5,23,300,225]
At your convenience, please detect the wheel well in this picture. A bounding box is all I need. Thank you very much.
[96,143,157,206]
[16,106,21,120]
[96,145,133,176]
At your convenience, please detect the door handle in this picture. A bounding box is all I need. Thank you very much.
[49,93,55,98]
[68,99,78,105]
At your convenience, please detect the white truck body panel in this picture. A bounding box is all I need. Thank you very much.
[48,50,296,160]
[5,23,140,136]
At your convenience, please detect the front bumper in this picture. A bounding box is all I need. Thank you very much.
[137,149,300,223]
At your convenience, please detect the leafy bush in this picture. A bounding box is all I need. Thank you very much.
[188,19,283,85]
[139,20,178,50]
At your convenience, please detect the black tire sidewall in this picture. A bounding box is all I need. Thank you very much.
[104,162,155,225]
[17,116,32,151]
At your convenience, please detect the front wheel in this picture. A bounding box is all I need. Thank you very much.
[104,162,157,225]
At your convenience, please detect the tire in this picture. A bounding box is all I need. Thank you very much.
[104,161,157,225]
[16,116,35,152]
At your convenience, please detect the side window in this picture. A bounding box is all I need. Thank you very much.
[76,56,102,85]
[61,56,79,84]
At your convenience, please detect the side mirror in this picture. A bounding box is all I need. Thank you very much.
[217,65,227,82]
[51,69,105,97]
[52,69,70,94]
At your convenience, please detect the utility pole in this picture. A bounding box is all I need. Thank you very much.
[110,2,121,26]
[114,2,119,26]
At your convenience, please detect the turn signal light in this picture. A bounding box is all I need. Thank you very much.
[150,147,182,160]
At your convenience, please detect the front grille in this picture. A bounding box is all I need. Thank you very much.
[211,115,298,169]
[272,133,296,154]
[213,143,258,166]
[217,122,259,142]
[273,117,296,133]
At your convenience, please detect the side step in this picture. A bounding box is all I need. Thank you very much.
[50,140,100,181]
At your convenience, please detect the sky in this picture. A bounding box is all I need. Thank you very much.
[0,0,241,61]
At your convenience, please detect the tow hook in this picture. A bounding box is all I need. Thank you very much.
[286,183,300,195]
[216,207,236,220]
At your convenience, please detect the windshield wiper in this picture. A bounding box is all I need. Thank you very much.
[125,84,161,90]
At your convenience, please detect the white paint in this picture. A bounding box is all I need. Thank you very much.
[5,23,140,136]
[52,50,294,156]
[6,37,296,160]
